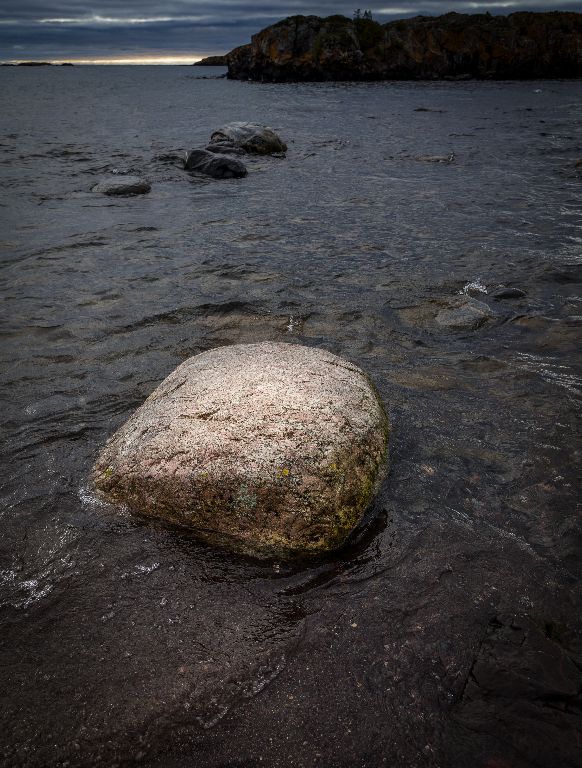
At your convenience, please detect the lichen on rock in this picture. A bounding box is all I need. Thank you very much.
[92,342,389,559]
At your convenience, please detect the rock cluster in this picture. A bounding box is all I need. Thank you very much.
[93,124,286,193]
[184,123,286,179]
[92,342,389,559]
[225,12,582,82]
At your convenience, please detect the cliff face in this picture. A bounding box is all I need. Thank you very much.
[227,12,582,81]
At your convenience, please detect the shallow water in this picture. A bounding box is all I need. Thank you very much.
[1,67,581,767]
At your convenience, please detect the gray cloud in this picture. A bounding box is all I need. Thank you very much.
[1,0,580,61]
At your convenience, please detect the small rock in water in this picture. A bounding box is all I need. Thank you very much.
[414,152,455,163]
[574,158,582,169]
[491,286,527,300]
[209,122,287,155]
[92,342,389,559]
[184,149,247,179]
[92,176,151,196]
[435,297,494,330]
[415,153,455,163]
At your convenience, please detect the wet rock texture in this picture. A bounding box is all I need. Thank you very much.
[227,11,582,82]
[435,297,494,330]
[209,122,287,155]
[93,342,389,558]
[399,295,496,332]
[92,176,151,195]
[444,615,582,767]
[184,149,248,179]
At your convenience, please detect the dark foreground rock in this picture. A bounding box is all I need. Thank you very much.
[209,122,287,155]
[92,176,151,196]
[444,615,582,768]
[92,342,389,559]
[227,11,582,82]
[184,149,247,178]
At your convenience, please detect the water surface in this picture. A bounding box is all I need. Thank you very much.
[1,66,581,767]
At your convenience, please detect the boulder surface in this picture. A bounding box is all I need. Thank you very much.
[184,149,247,178]
[209,122,287,155]
[92,176,151,196]
[92,342,389,559]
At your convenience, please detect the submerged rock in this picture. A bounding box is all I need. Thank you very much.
[415,153,455,163]
[209,122,287,155]
[184,149,247,178]
[435,297,494,330]
[92,342,389,559]
[92,176,151,196]
[491,286,527,300]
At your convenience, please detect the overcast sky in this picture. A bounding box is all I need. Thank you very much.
[1,0,580,62]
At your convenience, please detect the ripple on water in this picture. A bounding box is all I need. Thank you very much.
[0,70,581,768]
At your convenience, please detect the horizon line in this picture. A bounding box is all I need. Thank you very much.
[2,55,213,65]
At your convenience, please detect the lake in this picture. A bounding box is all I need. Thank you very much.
[1,66,581,767]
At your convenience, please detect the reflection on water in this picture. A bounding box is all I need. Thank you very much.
[0,67,581,768]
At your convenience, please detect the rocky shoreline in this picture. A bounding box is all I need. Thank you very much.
[224,11,582,82]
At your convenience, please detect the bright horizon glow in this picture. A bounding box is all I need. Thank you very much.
[8,55,207,64]
[38,15,211,25]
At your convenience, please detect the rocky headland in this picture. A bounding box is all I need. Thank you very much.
[193,55,228,66]
[225,11,582,81]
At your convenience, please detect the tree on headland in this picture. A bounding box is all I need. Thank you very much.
[354,9,373,20]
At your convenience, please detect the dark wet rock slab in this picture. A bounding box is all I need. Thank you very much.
[444,615,582,768]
